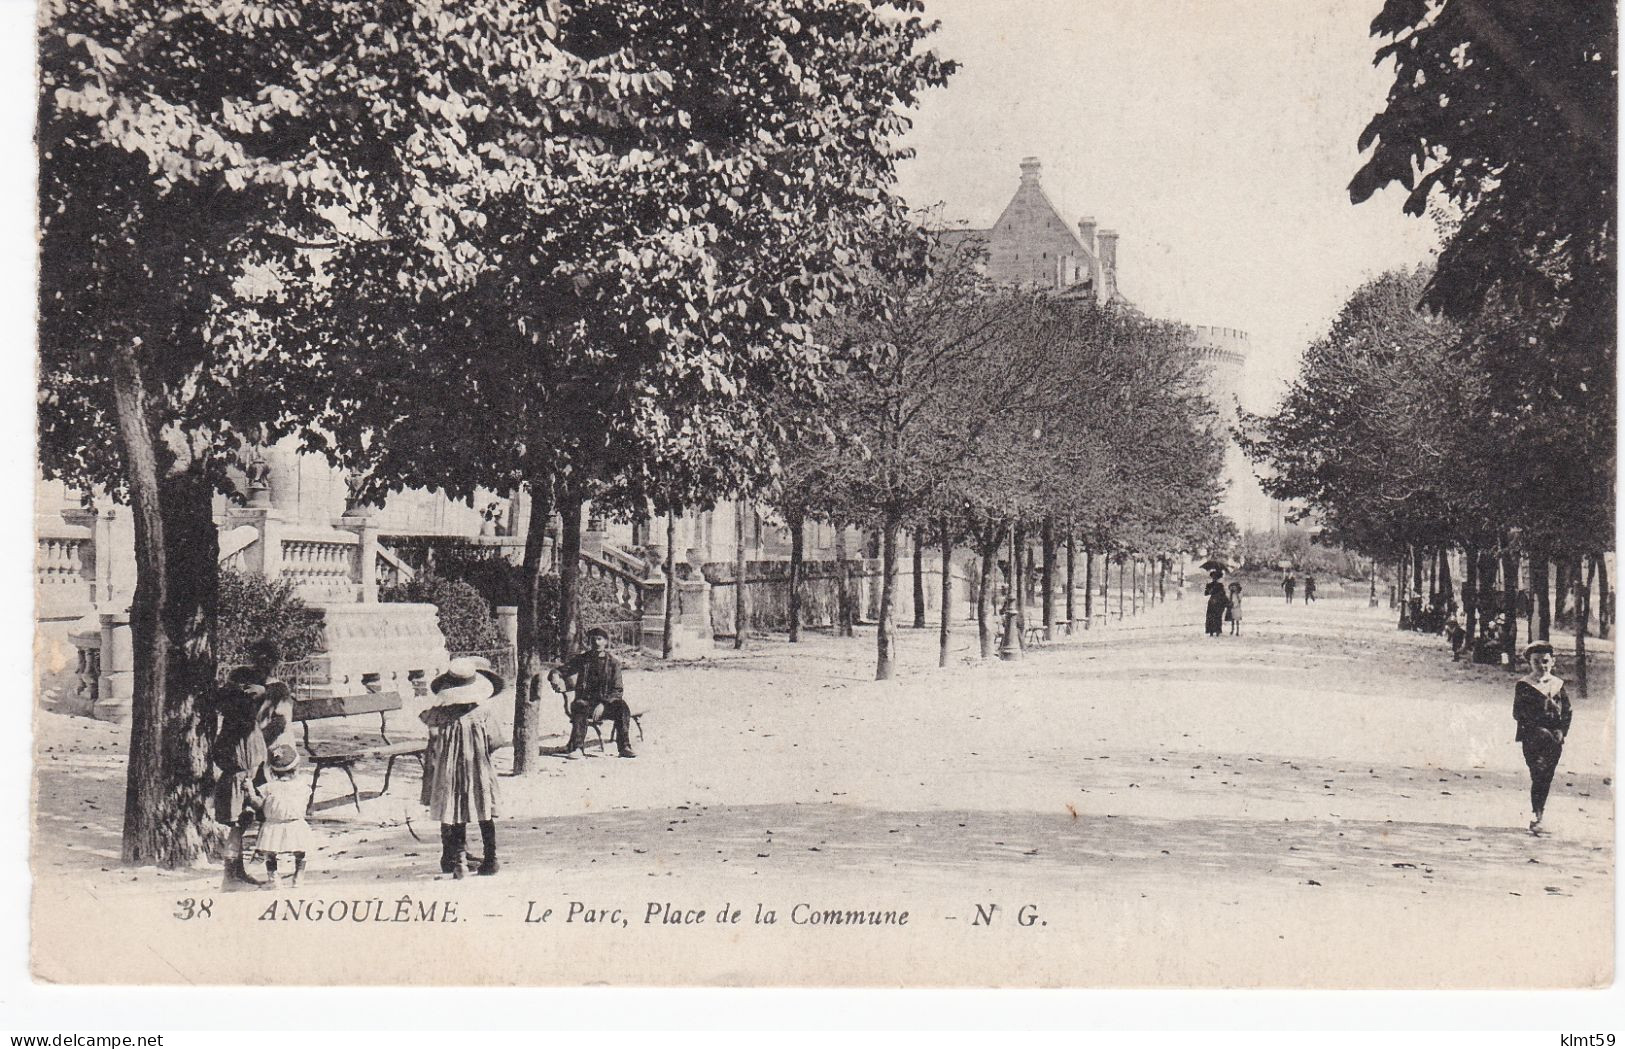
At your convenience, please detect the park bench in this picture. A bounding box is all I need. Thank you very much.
[584,707,647,753]
[294,692,425,814]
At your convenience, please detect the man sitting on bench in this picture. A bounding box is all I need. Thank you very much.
[548,627,635,759]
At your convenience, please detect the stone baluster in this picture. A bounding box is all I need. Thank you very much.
[639,572,668,654]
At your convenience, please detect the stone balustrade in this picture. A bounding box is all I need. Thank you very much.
[580,551,647,615]
[280,531,361,602]
[36,529,94,618]
[376,546,415,588]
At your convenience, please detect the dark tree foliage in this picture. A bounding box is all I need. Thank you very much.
[1350,0,1616,555]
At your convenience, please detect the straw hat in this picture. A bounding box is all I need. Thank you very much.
[267,742,302,775]
[429,657,504,705]
[1522,640,1554,660]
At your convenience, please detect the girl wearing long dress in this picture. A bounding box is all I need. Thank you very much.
[421,658,507,878]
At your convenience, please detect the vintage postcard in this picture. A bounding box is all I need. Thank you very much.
[30,0,1614,988]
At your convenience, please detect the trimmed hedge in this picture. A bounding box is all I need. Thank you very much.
[218,569,325,666]
[380,572,505,652]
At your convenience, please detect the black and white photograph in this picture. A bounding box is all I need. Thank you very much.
[24,0,1617,992]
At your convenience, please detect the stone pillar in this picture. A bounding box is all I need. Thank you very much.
[639,575,670,654]
[341,510,379,603]
[683,510,705,569]
[223,505,285,581]
[677,577,712,646]
[267,437,301,520]
[495,606,519,650]
[93,611,134,724]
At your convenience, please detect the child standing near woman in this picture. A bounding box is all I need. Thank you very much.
[210,638,292,888]
[253,743,313,886]
[1227,582,1244,636]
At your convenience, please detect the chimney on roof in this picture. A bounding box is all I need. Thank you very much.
[1019,156,1042,185]
[1098,229,1119,297]
[1078,215,1097,255]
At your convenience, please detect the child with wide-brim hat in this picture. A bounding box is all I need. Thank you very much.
[420,657,507,877]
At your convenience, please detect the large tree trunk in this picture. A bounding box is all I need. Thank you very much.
[1596,555,1610,641]
[875,515,901,680]
[1500,548,1519,666]
[734,499,748,650]
[111,344,218,868]
[556,483,585,659]
[912,528,927,629]
[976,520,995,659]
[1574,554,1592,697]
[1412,545,1424,613]
[1396,554,1408,629]
[1012,523,1027,649]
[1064,525,1076,635]
[1427,546,1437,600]
[112,342,168,865]
[1117,555,1125,620]
[787,509,804,643]
[1040,516,1055,641]
[662,508,677,658]
[1476,546,1499,641]
[1533,554,1551,642]
[148,465,220,867]
[513,471,555,774]
[1438,546,1454,607]
[1463,544,1479,644]
[938,514,952,668]
[1554,561,1571,627]
[1083,544,1094,628]
[834,528,854,637]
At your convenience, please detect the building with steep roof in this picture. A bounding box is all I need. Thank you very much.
[960,157,1275,534]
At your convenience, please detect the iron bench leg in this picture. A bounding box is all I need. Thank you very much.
[306,765,323,815]
[341,764,363,813]
[381,753,424,796]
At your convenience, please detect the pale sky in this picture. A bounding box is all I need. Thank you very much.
[892,0,1442,410]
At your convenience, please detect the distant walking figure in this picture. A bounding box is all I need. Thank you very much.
[1203,570,1229,637]
[1226,582,1243,636]
[1282,573,1297,604]
[1513,641,1572,835]
[1303,575,1317,603]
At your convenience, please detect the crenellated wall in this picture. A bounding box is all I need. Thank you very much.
[1184,324,1273,531]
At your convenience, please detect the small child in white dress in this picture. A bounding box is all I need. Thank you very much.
[253,743,313,887]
